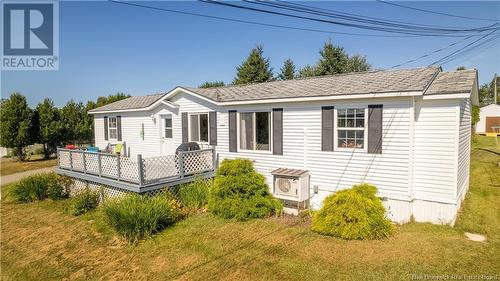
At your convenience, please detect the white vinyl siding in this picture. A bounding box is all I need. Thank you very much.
[457,98,471,201]
[412,98,459,204]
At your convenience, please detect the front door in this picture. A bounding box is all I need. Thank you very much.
[161,114,175,155]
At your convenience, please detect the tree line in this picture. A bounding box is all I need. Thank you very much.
[0,93,129,161]
[199,41,371,88]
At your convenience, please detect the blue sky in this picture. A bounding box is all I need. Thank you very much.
[2,1,500,107]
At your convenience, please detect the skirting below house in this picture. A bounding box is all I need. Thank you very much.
[383,198,459,225]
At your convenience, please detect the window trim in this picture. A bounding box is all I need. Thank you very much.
[108,116,118,140]
[163,114,173,139]
[188,112,210,143]
[334,106,368,152]
[237,111,273,153]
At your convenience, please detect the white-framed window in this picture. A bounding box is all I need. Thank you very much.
[108,117,118,140]
[336,108,366,149]
[239,111,271,151]
[189,113,209,142]
[164,115,173,138]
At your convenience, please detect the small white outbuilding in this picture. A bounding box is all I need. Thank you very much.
[476,104,500,134]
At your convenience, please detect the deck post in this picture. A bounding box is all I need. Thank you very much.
[116,155,121,181]
[56,147,60,167]
[82,151,87,174]
[178,151,185,178]
[69,151,73,171]
[98,152,102,177]
[137,154,144,186]
[212,148,217,170]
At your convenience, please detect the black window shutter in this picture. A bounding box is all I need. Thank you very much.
[272,108,283,155]
[104,116,108,141]
[181,112,188,143]
[368,104,383,154]
[229,110,237,152]
[321,106,334,151]
[209,111,217,146]
[117,116,122,141]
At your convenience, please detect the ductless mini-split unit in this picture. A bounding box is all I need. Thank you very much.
[271,168,310,213]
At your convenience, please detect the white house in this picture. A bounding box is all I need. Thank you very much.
[81,66,478,225]
[476,104,500,134]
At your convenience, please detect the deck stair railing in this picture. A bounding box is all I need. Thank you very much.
[57,148,216,187]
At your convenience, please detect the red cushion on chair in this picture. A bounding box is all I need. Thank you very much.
[65,144,76,149]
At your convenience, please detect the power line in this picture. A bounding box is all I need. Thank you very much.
[429,29,499,65]
[436,34,500,65]
[376,0,499,22]
[202,0,499,36]
[107,0,434,38]
[252,0,494,33]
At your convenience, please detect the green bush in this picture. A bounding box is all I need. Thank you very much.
[208,159,283,221]
[178,178,211,212]
[311,184,393,240]
[103,194,183,242]
[68,189,100,216]
[10,172,70,202]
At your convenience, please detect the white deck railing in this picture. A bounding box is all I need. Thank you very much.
[57,148,216,187]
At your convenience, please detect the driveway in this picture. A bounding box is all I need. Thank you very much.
[0,166,56,186]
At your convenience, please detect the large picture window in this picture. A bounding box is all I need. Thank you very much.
[108,117,117,140]
[239,112,271,151]
[189,113,209,142]
[337,108,365,149]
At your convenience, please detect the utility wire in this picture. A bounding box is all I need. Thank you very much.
[202,0,499,36]
[252,0,494,33]
[435,34,500,65]
[376,0,499,22]
[107,0,435,38]
[429,28,499,65]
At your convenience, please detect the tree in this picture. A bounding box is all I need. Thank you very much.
[479,83,494,106]
[298,65,317,78]
[233,45,274,85]
[347,54,371,72]
[315,41,349,76]
[199,81,225,88]
[278,58,296,80]
[60,100,92,144]
[456,66,466,71]
[95,93,130,108]
[471,105,480,133]
[35,98,62,159]
[0,93,37,160]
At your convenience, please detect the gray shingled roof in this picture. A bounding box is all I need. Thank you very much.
[425,70,477,96]
[186,67,440,102]
[88,93,165,113]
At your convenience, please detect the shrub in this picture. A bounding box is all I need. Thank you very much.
[208,158,283,221]
[311,184,393,240]
[68,189,100,216]
[103,194,183,242]
[178,178,210,212]
[10,172,70,202]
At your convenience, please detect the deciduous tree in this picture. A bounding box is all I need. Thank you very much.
[36,98,62,159]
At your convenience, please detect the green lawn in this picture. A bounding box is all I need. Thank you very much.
[1,136,499,280]
[1,155,57,176]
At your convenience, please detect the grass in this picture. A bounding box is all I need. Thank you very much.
[1,136,499,280]
[1,155,57,176]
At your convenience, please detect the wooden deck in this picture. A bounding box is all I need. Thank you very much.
[55,148,216,193]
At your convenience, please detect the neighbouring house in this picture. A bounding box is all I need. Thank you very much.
[57,66,479,225]
[476,104,500,134]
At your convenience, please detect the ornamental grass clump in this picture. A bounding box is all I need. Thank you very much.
[208,158,283,221]
[177,178,211,212]
[67,189,100,216]
[10,172,70,202]
[311,183,393,240]
[103,194,183,243]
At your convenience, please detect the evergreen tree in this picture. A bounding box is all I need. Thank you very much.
[298,65,317,78]
[315,41,349,76]
[199,81,225,88]
[347,54,371,72]
[233,45,274,85]
[0,93,37,160]
[278,58,296,80]
[36,98,62,159]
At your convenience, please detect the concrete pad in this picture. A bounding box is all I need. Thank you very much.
[465,232,487,242]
